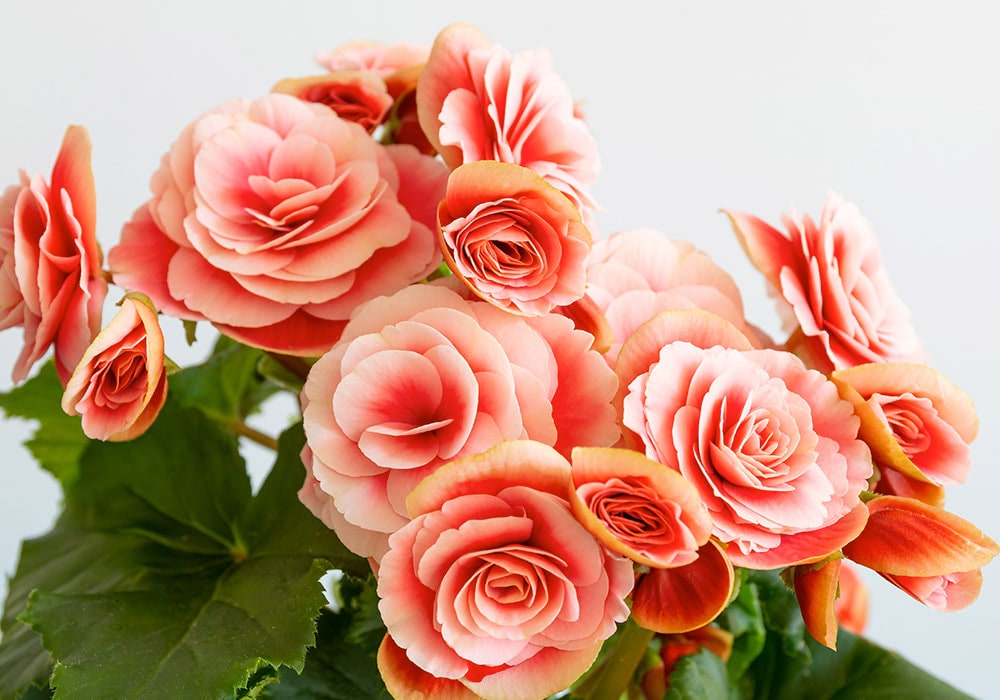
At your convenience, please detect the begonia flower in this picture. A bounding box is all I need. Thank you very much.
[620,311,873,569]
[417,23,599,217]
[586,228,763,364]
[0,125,106,384]
[831,362,977,500]
[376,440,633,700]
[299,282,619,560]
[61,294,167,442]
[568,445,711,568]
[438,161,591,316]
[725,193,926,372]
[272,72,394,132]
[108,94,445,355]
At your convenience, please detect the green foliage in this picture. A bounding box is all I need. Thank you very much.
[0,391,365,699]
[0,362,88,487]
[262,576,391,700]
[665,649,732,700]
[717,570,972,700]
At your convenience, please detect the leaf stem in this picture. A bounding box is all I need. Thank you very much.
[575,617,656,699]
[231,420,279,451]
[265,351,312,381]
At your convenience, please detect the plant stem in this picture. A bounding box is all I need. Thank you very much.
[231,420,278,451]
[265,351,312,381]
[575,617,656,700]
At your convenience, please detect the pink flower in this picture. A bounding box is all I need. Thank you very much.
[61,294,167,442]
[376,440,633,700]
[831,362,977,490]
[725,193,926,372]
[834,561,869,635]
[568,446,712,569]
[299,282,620,560]
[0,126,107,384]
[316,41,428,78]
[620,316,873,569]
[586,228,761,364]
[272,72,394,132]
[438,161,591,315]
[417,23,599,217]
[107,94,446,355]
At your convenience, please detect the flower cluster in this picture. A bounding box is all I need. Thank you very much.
[1,22,996,700]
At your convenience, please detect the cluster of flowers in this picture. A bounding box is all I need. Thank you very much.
[2,22,997,700]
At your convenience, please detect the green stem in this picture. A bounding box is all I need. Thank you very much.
[265,351,312,381]
[575,617,656,700]
[231,420,278,451]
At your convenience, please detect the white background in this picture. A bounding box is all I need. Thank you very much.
[1,1,998,696]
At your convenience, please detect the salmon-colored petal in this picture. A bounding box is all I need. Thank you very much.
[843,496,999,577]
[881,569,983,612]
[406,440,570,517]
[416,23,492,167]
[793,558,842,650]
[631,539,735,634]
[378,634,480,700]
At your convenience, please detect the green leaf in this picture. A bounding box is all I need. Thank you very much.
[169,336,284,426]
[719,569,972,700]
[665,649,732,700]
[261,595,391,700]
[0,361,87,486]
[3,401,365,700]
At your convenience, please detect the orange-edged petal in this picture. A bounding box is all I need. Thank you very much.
[378,634,480,700]
[793,558,842,650]
[875,467,946,507]
[463,644,604,700]
[405,440,570,518]
[556,293,615,354]
[631,539,734,634]
[843,496,999,577]
[833,362,977,443]
[569,446,711,568]
[722,209,794,286]
[416,23,492,167]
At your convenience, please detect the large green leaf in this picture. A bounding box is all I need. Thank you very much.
[665,649,733,700]
[1,400,364,700]
[0,362,87,486]
[262,579,391,700]
[169,335,284,425]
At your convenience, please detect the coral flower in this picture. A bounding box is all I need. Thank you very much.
[417,23,599,217]
[725,193,926,372]
[620,312,872,569]
[108,94,445,355]
[300,282,619,559]
[0,126,106,384]
[438,161,591,315]
[377,441,633,700]
[61,294,167,442]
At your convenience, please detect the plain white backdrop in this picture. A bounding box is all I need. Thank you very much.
[1,1,997,696]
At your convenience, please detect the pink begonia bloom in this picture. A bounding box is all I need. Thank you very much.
[377,441,633,700]
[272,72,394,132]
[725,193,926,372]
[417,23,599,217]
[586,228,762,364]
[61,294,167,442]
[569,446,711,569]
[299,282,620,559]
[0,126,106,384]
[622,332,872,569]
[832,362,977,489]
[438,161,591,316]
[108,94,445,355]
[316,41,428,78]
